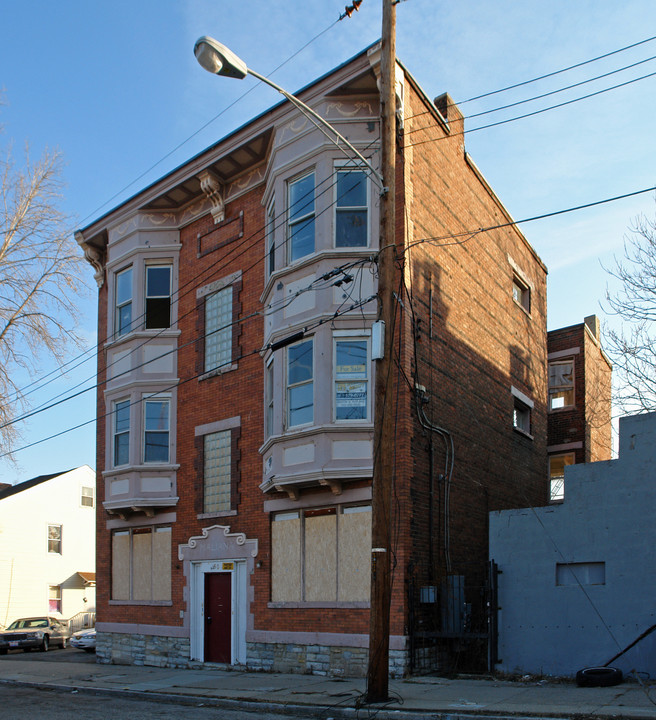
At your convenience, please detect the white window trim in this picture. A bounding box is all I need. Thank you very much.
[144,263,172,330]
[142,394,171,465]
[287,170,316,264]
[286,337,314,429]
[334,163,370,249]
[333,336,370,423]
[113,398,131,468]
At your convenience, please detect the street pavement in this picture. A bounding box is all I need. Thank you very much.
[1,649,656,719]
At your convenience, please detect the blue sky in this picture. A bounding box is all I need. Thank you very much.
[1,0,655,482]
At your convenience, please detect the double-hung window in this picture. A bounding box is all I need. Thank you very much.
[335,169,368,247]
[113,399,130,467]
[145,265,172,329]
[47,524,62,554]
[549,359,574,410]
[287,339,313,427]
[143,397,169,463]
[288,172,315,262]
[335,339,369,420]
[115,268,133,337]
[204,430,232,513]
[205,286,233,374]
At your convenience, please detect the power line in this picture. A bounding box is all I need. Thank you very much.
[405,68,656,148]
[0,294,376,459]
[457,33,656,105]
[405,51,656,134]
[407,185,656,251]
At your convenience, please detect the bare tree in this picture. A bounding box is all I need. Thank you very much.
[0,142,87,460]
[605,207,656,412]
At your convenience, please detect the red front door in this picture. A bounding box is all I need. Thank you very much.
[204,572,232,663]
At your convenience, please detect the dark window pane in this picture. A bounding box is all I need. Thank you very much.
[117,304,132,335]
[114,433,129,466]
[144,431,169,463]
[146,267,170,297]
[288,341,313,384]
[337,171,366,207]
[145,297,170,329]
[336,210,367,247]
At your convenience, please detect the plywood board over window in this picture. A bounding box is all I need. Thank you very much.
[271,513,301,602]
[305,509,337,602]
[270,504,371,604]
[338,506,372,601]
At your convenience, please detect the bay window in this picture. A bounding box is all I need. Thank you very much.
[113,399,131,467]
[145,265,172,329]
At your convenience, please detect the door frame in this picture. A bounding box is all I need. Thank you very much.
[190,559,247,664]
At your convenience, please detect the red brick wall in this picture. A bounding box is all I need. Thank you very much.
[398,81,549,641]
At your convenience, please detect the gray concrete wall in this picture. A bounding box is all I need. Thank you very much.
[490,412,656,677]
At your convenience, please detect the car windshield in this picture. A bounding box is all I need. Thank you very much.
[7,618,48,630]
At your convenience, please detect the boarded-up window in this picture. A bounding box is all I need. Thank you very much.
[338,506,372,601]
[305,509,337,601]
[271,505,371,603]
[271,512,302,602]
[111,526,171,602]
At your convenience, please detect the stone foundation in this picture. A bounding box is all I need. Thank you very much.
[245,642,408,678]
[96,631,190,669]
[97,632,409,677]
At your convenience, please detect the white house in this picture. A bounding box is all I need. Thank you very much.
[490,412,656,678]
[0,466,96,628]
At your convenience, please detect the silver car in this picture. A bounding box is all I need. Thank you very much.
[0,616,70,653]
[69,628,96,652]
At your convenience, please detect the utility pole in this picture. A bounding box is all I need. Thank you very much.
[367,0,397,703]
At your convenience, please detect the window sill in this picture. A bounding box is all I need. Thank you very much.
[198,363,238,382]
[513,426,534,440]
[197,510,237,520]
[109,600,173,606]
[512,298,531,316]
[103,464,180,477]
[104,328,181,350]
[268,601,369,609]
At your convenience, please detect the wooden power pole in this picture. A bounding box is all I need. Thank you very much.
[367,0,397,703]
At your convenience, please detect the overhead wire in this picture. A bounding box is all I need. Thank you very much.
[405,68,656,148]
[1,11,353,407]
[0,293,377,460]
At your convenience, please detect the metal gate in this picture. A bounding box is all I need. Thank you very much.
[408,560,500,674]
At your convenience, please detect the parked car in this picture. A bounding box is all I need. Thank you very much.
[69,628,96,653]
[0,616,70,653]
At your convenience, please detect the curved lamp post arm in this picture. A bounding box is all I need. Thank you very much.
[194,36,384,188]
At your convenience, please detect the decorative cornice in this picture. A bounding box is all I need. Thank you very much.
[197,169,225,224]
[75,231,105,288]
[178,524,259,561]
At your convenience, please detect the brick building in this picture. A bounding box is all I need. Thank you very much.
[77,43,575,675]
[546,315,612,502]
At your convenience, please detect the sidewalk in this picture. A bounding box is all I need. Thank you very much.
[2,652,656,719]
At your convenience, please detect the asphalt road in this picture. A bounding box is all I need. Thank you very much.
[0,684,315,720]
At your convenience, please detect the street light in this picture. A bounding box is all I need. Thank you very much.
[193,36,383,185]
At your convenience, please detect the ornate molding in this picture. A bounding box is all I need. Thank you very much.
[197,169,225,224]
[75,231,105,288]
[178,524,259,561]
